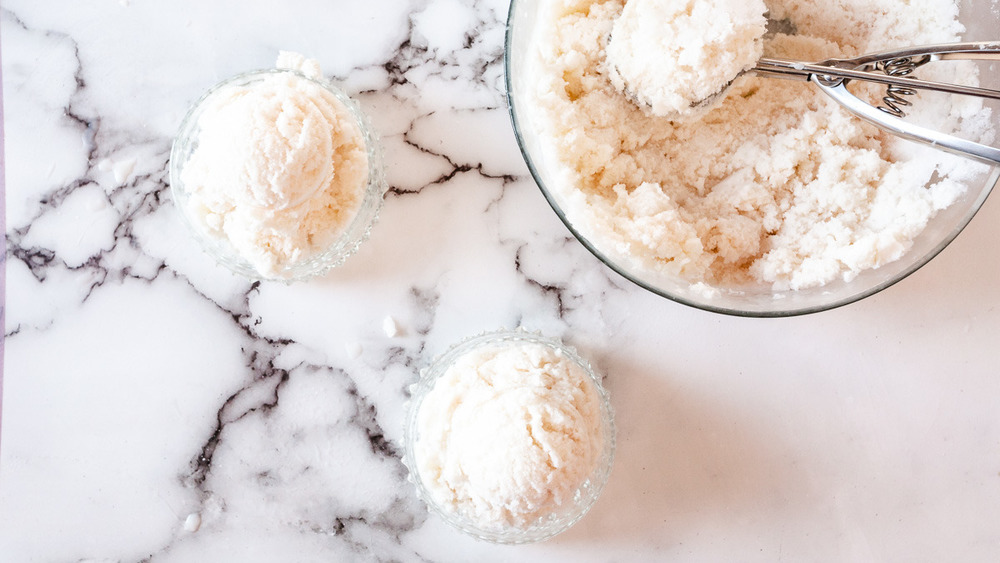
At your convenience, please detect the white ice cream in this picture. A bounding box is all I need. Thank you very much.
[180,53,368,278]
[414,341,604,529]
[606,0,767,119]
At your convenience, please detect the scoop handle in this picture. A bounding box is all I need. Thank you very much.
[755,54,1000,100]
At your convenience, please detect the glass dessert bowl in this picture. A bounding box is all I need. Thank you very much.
[403,329,616,544]
[505,0,1000,317]
[170,66,386,282]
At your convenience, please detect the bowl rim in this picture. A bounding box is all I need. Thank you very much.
[502,0,1000,318]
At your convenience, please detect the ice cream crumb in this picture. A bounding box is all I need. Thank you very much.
[382,316,399,338]
[276,50,322,79]
[86,194,108,212]
[345,341,363,358]
[112,158,136,186]
[98,156,137,186]
[414,341,604,529]
[183,512,201,533]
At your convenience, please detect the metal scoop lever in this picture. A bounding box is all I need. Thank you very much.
[754,42,1000,165]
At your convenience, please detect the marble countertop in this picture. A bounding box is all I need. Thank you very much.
[2,1,1000,561]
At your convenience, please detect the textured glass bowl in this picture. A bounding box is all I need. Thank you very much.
[504,0,999,317]
[403,330,616,544]
[170,69,386,282]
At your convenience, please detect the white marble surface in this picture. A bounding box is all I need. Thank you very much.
[2,1,1000,561]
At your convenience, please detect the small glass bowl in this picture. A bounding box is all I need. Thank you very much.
[169,69,387,282]
[403,329,616,544]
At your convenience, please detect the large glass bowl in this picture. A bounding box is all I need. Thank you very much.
[505,0,999,317]
[170,69,387,282]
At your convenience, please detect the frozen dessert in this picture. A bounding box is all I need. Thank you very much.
[412,338,605,531]
[526,0,993,292]
[607,0,767,119]
[178,52,369,279]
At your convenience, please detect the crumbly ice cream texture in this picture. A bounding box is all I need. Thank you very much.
[180,52,368,278]
[414,342,604,529]
[529,0,994,291]
[606,0,767,119]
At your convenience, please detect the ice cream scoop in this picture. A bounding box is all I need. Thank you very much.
[605,0,768,120]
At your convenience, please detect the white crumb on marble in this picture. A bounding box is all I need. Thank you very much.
[345,341,363,358]
[113,158,136,185]
[382,316,399,338]
[97,157,137,186]
[86,194,108,212]
[183,512,201,533]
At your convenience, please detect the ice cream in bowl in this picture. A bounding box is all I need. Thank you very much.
[403,330,616,544]
[170,52,386,282]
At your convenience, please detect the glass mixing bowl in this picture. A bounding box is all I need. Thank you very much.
[504,0,999,317]
[170,69,386,282]
[403,329,616,544]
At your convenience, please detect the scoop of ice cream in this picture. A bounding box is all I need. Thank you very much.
[180,55,368,278]
[189,82,336,211]
[414,341,604,529]
[606,0,767,119]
